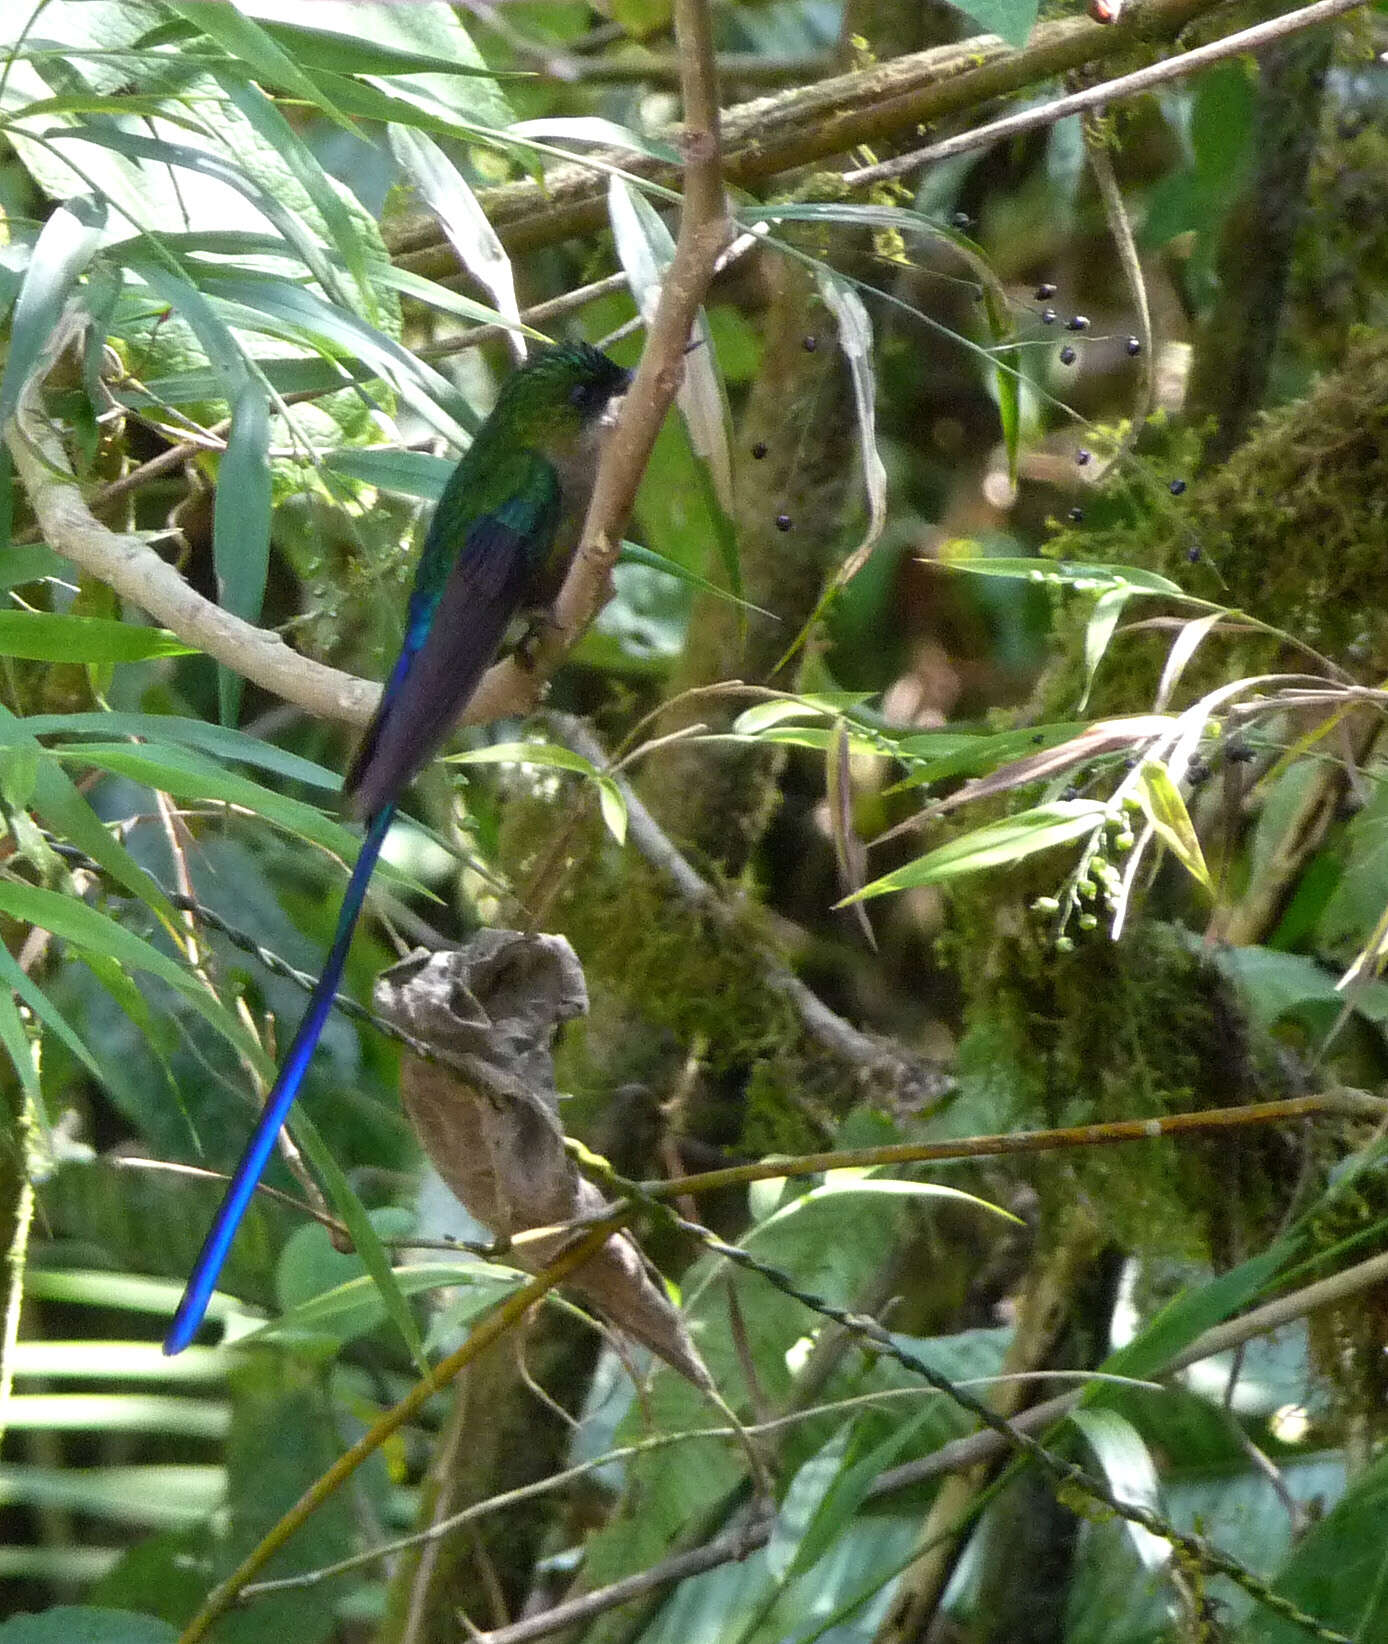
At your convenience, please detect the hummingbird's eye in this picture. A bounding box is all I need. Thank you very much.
[569,382,592,409]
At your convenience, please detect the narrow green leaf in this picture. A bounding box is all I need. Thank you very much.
[1133,759,1212,891]
[211,68,380,323]
[196,269,472,443]
[122,254,250,391]
[1154,609,1225,713]
[0,707,176,925]
[162,0,355,132]
[610,178,733,509]
[213,380,272,726]
[1079,586,1130,711]
[509,115,682,167]
[390,124,520,344]
[1099,1241,1297,1382]
[749,1176,1018,1240]
[48,122,344,310]
[732,693,875,736]
[0,942,106,1084]
[247,1261,513,1347]
[0,612,195,663]
[27,712,339,791]
[450,741,600,777]
[287,1108,428,1374]
[44,741,358,859]
[0,986,38,1103]
[817,270,886,563]
[323,446,452,500]
[790,1404,941,1578]
[619,542,776,619]
[251,18,532,79]
[595,779,628,846]
[0,880,268,1074]
[948,557,1184,596]
[841,801,1107,904]
[0,195,105,426]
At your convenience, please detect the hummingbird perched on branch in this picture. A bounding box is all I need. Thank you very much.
[164,341,631,1354]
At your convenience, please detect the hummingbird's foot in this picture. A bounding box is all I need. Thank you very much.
[515,609,562,671]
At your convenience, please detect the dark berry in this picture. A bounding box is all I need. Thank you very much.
[1035,282,1057,299]
[1068,507,1084,523]
[1226,741,1255,764]
[751,442,768,459]
[775,513,792,532]
[1060,784,1080,801]
[1065,314,1090,332]
[802,335,817,352]
[1186,545,1202,563]
[1059,346,1077,365]
[952,211,972,230]
[1076,448,1091,466]
[1188,759,1211,786]
[1169,478,1187,496]
[1125,336,1142,356]
[1040,307,1057,325]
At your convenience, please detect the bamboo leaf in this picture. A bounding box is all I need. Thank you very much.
[389,125,520,354]
[949,557,1184,596]
[162,0,355,132]
[1079,586,1131,711]
[0,195,105,426]
[1133,759,1212,891]
[0,613,195,663]
[0,880,268,1073]
[841,801,1107,904]
[212,380,272,726]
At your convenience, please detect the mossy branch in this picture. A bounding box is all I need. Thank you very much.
[390,0,1240,269]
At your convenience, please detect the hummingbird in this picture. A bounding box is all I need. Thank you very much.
[164,341,631,1354]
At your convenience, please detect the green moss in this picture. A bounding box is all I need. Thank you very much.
[950,904,1293,1262]
[500,791,841,1153]
[1039,330,1388,712]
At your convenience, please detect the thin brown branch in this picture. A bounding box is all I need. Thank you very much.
[457,0,733,728]
[7,401,380,731]
[551,713,947,1105]
[643,1090,1384,1200]
[874,1242,1388,1498]
[177,1219,626,1644]
[844,0,1368,188]
[1082,114,1154,430]
[388,0,1233,267]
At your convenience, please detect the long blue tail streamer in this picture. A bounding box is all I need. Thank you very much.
[163,804,396,1354]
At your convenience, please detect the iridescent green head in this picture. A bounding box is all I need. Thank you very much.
[488,341,631,449]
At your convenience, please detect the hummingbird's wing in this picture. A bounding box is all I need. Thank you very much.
[343,453,562,820]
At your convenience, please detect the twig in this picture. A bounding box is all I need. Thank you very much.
[643,1092,1382,1200]
[1082,113,1154,431]
[176,1219,626,1643]
[471,1526,766,1644]
[458,0,735,729]
[874,1241,1388,1498]
[7,400,379,731]
[551,713,947,1105]
[390,0,1230,263]
[843,0,1368,188]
